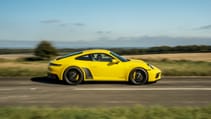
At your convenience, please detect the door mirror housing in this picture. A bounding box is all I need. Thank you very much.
[111,59,119,64]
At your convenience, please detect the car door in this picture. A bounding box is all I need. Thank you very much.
[90,53,128,80]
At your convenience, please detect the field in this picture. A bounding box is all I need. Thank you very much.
[125,53,211,76]
[0,53,211,119]
[0,53,211,76]
[125,53,211,62]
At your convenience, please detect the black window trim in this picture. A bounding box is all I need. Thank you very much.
[75,53,115,62]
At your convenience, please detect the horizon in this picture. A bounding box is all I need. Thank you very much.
[0,0,211,47]
[0,36,211,49]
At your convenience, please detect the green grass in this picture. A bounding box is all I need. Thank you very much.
[146,59,211,76]
[0,67,46,77]
[0,58,9,62]
[0,105,210,119]
[0,60,48,77]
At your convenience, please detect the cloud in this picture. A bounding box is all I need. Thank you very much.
[73,23,85,26]
[96,30,112,34]
[40,19,61,24]
[59,23,69,27]
[197,24,211,30]
[40,20,85,27]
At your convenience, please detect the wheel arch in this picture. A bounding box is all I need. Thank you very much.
[61,65,85,81]
[127,67,149,82]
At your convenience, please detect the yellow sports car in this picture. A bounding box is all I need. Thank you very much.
[48,49,161,85]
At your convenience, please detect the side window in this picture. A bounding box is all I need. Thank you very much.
[76,53,113,62]
[93,53,113,62]
[76,54,92,61]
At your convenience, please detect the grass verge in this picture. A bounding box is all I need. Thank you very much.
[145,59,211,76]
[0,105,210,119]
[0,61,48,77]
[0,67,46,77]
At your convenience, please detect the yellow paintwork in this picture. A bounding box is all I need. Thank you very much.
[48,49,161,82]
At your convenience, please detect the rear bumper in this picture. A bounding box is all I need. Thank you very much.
[47,73,59,80]
[48,64,64,80]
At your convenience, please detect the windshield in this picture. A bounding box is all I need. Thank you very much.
[110,51,128,62]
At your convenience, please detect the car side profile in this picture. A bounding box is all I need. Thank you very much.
[48,49,161,85]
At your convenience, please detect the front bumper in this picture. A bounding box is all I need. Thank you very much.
[148,67,162,82]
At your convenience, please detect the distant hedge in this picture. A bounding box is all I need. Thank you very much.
[0,49,33,54]
[110,45,211,55]
[0,45,211,55]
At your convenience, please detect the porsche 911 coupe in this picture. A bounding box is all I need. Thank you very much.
[48,49,161,85]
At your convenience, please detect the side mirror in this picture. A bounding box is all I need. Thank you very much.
[111,59,119,64]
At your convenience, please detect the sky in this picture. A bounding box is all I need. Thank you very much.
[0,0,211,47]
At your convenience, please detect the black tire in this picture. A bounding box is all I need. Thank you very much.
[129,68,148,85]
[63,67,84,85]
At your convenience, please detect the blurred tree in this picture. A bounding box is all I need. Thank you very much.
[34,40,58,59]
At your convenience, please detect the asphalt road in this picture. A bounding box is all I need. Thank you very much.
[0,77,210,107]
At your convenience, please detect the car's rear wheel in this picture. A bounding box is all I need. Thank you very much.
[129,68,148,85]
[63,67,84,85]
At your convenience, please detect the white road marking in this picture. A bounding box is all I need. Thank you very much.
[0,88,13,91]
[73,87,211,91]
[0,95,30,100]
[0,87,38,91]
[1,87,211,91]
[104,101,136,104]
[30,88,37,90]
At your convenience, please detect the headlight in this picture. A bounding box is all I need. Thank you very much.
[148,64,154,69]
[49,62,62,66]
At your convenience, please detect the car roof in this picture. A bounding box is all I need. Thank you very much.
[82,49,110,54]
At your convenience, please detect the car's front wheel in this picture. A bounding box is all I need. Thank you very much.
[129,68,148,85]
[63,67,84,85]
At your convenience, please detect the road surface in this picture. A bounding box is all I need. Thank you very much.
[0,77,210,107]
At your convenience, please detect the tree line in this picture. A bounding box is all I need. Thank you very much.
[0,41,211,57]
[110,45,211,55]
